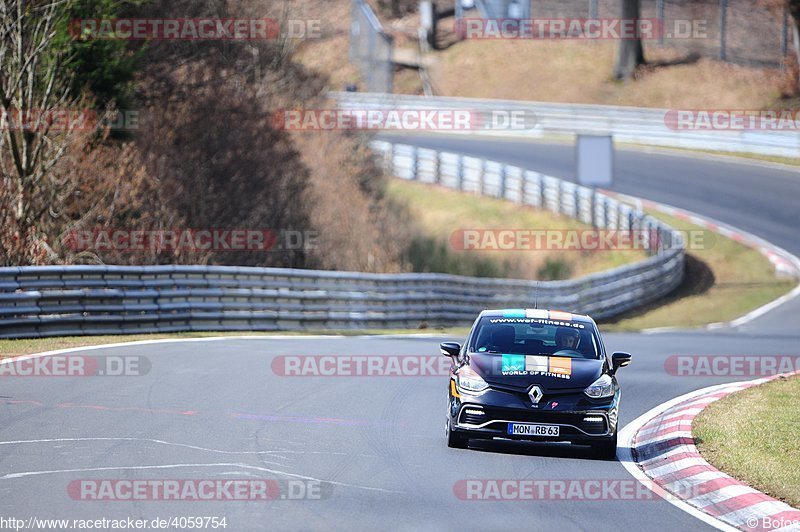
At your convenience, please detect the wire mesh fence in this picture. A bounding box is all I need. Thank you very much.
[349,0,395,93]
[457,0,793,68]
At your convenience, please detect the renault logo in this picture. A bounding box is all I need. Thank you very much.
[528,385,544,405]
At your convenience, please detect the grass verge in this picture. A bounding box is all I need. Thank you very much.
[693,375,800,508]
[389,179,645,280]
[689,150,800,168]
[429,29,791,109]
[600,211,796,331]
[619,144,800,169]
[0,328,472,359]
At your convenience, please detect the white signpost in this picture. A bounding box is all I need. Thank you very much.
[576,135,614,187]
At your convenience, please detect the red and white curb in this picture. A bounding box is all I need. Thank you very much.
[623,371,800,531]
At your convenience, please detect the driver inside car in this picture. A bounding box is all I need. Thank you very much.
[554,327,580,351]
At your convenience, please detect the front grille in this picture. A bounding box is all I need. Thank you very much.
[474,407,609,435]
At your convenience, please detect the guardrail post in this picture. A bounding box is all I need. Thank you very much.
[539,175,546,209]
[387,142,395,174]
[657,0,665,46]
[646,220,656,255]
[411,146,419,180]
[519,170,527,205]
[435,151,442,185]
[619,204,626,232]
[457,154,464,190]
[480,159,487,195]
[500,164,507,200]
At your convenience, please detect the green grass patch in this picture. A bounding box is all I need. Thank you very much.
[388,179,644,280]
[601,211,796,331]
[694,375,800,507]
[622,144,800,168]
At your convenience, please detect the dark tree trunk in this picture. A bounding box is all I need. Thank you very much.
[613,0,646,80]
[789,0,800,84]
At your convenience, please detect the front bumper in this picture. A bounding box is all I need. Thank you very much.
[449,383,619,444]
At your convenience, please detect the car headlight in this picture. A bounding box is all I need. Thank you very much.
[456,366,489,394]
[584,374,615,399]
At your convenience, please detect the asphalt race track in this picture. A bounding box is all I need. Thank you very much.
[1,139,798,531]
[2,334,798,531]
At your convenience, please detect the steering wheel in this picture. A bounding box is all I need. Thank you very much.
[551,349,580,357]
[479,343,504,353]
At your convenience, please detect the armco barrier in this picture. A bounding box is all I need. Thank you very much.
[0,144,684,339]
[333,92,800,158]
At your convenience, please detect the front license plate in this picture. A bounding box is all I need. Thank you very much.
[507,423,560,437]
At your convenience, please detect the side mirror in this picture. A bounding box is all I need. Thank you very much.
[440,342,461,358]
[611,352,632,373]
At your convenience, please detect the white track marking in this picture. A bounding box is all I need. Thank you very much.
[729,283,800,327]
[0,437,381,460]
[0,463,404,494]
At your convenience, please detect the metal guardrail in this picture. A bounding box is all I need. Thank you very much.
[0,143,685,339]
[333,92,800,158]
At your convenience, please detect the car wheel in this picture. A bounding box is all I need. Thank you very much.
[593,433,618,460]
[446,418,469,449]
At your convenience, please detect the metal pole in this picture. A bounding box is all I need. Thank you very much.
[719,0,728,62]
[657,0,665,46]
[367,19,376,90]
[782,4,789,68]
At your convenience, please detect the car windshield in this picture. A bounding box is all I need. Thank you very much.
[469,317,601,360]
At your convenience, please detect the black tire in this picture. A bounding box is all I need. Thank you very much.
[446,418,469,449]
[593,433,618,460]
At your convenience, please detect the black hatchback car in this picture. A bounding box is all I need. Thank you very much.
[442,309,631,459]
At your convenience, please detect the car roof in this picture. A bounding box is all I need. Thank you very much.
[479,309,596,325]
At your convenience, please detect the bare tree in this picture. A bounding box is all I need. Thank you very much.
[0,0,76,260]
[613,0,646,80]
[788,0,800,81]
